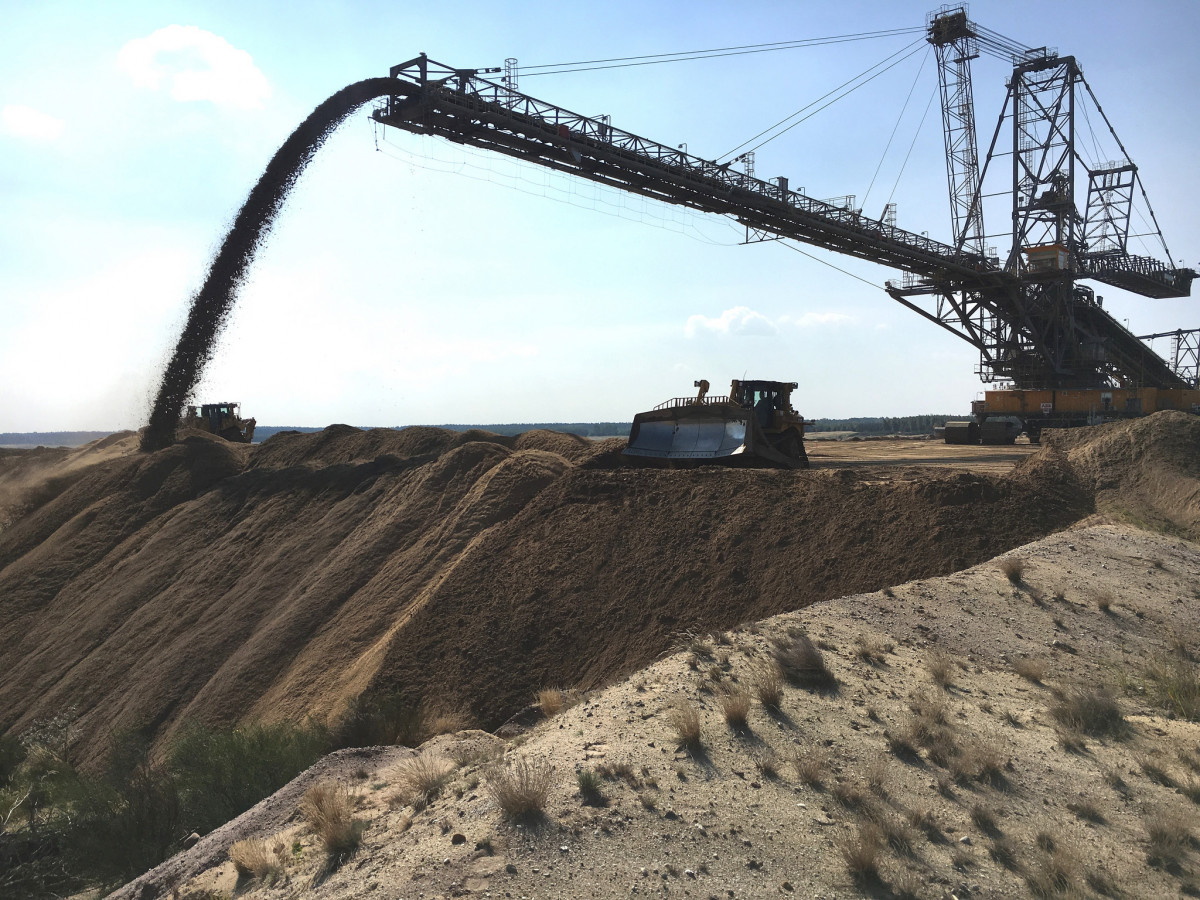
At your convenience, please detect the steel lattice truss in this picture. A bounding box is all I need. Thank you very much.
[374,35,1194,391]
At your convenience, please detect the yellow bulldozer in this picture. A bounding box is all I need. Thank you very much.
[623,378,808,468]
[181,402,256,443]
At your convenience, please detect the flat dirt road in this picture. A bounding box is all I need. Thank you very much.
[807,436,1038,474]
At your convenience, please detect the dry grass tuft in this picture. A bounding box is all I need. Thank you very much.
[837,821,883,885]
[230,837,283,881]
[998,556,1025,584]
[1093,590,1113,612]
[1025,844,1080,898]
[1146,809,1194,869]
[719,688,752,731]
[537,688,566,717]
[1144,653,1200,720]
[853,633,893,665]
[866,755,890,797]
[1066,798,1105,823]
[831,779,867,811]
[926,649,956,688]
[1050,685,1125,737]
[487,756,554,820]
[1012,656,1047,683]
[576,768,605,805]
[753,747,780,779]
[970,803,1000,837]
[669,703,704,752]
[788,747,827,787]
[771,633,836,689]
[988,836,1019,870]
[299,782,365,858]
[393,753,456,810]
[749,662,784,712]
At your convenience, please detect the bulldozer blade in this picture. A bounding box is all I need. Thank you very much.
[625,413,750,460]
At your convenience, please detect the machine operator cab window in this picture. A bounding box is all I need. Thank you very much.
[753,389,779,428]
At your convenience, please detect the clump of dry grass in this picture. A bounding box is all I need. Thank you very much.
[537,688,566,717]
[970,803,1000,837]
[1144,652,1200,721]
[749,662,784,712]
[1050,685,1125,737]
[392,752,456,810]
[998,556,1025,584]
[753,748,780,779]
[230,837,284,881]
[837,822,883,886]
[1012,656,1047,683]
[952,741,1008,789]
[1025,844,1080,898]
[926,649,955,688]
[771,633,835,689]
[576,768,604,805]
[988,836,1019,870]
[831,779,867,811]
[719,688,752,731]
[1093,590,1113,612]
[1066,798,1105,824]
[853,634,893,665]
[487,756,554,820]
[865,755,890,797]
[669,703,703,752]
[299,782,365,859]
[1145,809,1194,869]
[788,747,827,787]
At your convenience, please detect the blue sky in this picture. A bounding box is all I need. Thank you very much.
[3,0,1197,430]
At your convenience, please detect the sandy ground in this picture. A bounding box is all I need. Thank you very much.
[808,439,1038,475]
[113,519,1200,900]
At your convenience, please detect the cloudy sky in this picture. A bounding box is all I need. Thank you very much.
[3,0,1198,431]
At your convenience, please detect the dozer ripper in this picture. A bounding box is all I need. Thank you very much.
[181,402,256,443]
[623,379,808,469]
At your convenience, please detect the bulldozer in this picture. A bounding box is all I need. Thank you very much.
[181,402,256,443]
[623,379,808,468]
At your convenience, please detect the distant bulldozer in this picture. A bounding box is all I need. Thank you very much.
[624,379,808,468]
[181,402,256,443]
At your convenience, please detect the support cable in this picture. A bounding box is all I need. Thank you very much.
[777,240,882,289]
[721,38,925,161]
[886,83,939,207]
[862,46,930,214]
[518,27,923,76]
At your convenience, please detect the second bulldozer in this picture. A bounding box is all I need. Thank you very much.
[623,378,808,469]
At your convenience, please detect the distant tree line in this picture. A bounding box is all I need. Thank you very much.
[807,415,964,435]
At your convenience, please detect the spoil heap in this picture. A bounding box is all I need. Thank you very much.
[0,414,1133,762]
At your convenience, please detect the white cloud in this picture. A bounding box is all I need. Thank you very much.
[117,25,270,110]
[685,305,778,338]
[780,311,856,328]
[1,105,64,140]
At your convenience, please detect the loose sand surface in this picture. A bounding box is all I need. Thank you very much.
[3,412,1199,898]
[115,520,1200,900]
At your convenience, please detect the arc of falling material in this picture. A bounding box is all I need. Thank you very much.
[142,77,403,452]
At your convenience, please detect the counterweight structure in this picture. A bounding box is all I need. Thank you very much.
[373,14,1193,396]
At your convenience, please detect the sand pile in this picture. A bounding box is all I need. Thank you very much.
[1042,409,1200,538]
[0,419,1112,764]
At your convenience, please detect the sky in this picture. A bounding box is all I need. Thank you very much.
[3,0,1198,431]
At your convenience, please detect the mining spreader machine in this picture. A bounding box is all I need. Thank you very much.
[371,7,1196,447]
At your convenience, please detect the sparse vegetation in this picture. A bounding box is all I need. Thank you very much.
[392,753,455,810]
[537,688,565,717]
[719,688,751,731]
[853,633,892,664]
[1146,809,1194,869]
[970,803,999,836]
[576,768,604,805]
[771,633,835,689]
[749,663,784,711]
[487,757,554,820]
[230,837,283,881]
[926,649,955,688]
[753,748,780,779]
[668,703,704,753]
[1050,685,1125,737]
[1012,656,1047,683]
[1143,652,1200,720]
[998,556,1025,584]
[299,782,365,861]
[1094,590,1113,612]
[788,747,827,787]
[837,821,883,885]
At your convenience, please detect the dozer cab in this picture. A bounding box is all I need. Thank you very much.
[181,402,256,443]
[623,379,808,468]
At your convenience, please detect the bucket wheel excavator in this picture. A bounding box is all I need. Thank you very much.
[370,7,1195,451]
